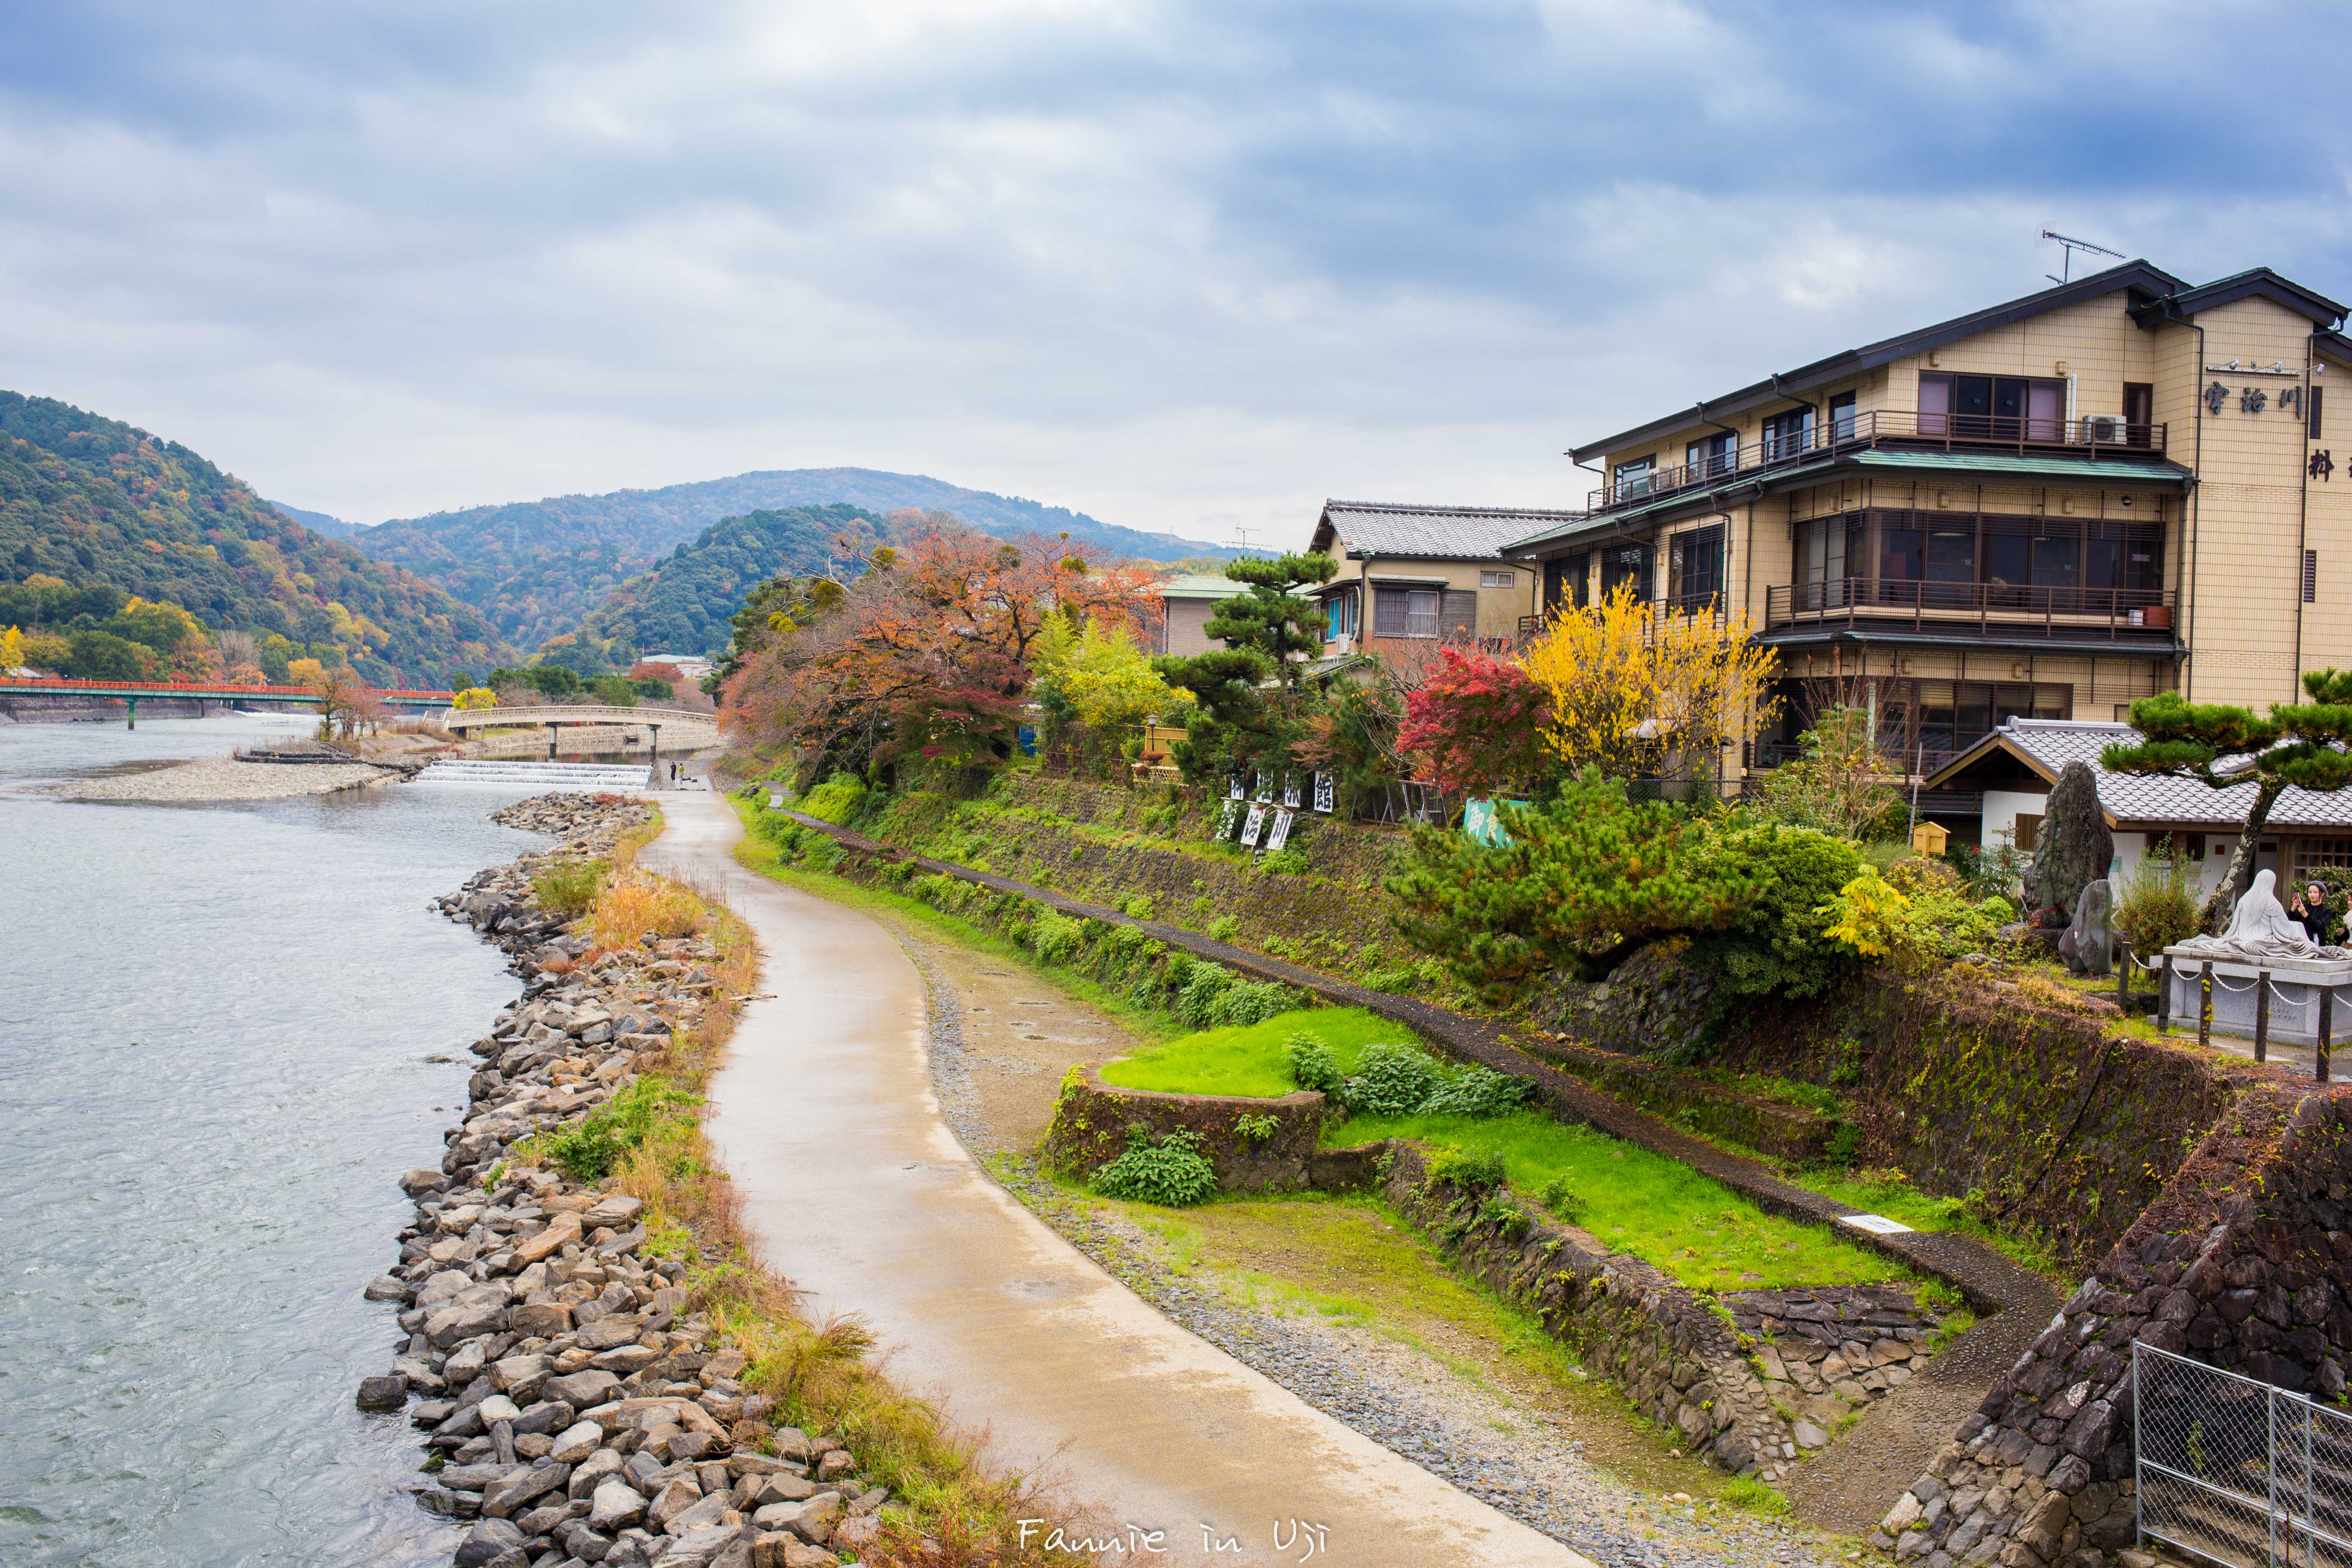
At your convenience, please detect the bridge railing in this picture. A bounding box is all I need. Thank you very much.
[0,677,453,701]
[440,704,717,729]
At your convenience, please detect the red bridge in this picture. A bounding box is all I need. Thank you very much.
[0,677,453,727]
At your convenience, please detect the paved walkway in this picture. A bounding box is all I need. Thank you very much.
[641,794,1587,1568]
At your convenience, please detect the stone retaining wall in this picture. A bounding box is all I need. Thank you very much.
[1528,1035,1838,1165]
[861,773,1403,959]
[1375,1143,1951,1485]
[1040,1068,1331,1193]
[1871,1077,2352,1568]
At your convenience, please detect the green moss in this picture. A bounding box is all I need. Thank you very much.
[1100,1007,1418,1098]
[1341,1110,1908,1292]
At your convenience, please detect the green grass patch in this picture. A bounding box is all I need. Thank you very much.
[1099,1006,1418,1098]
[1802,1168,2063,1280]
[1329,1109,1908,1292]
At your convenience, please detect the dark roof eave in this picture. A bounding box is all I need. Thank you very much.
[1569,260,2196,461]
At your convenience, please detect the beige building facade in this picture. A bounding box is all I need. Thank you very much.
[1306,500,1571,661]
[1507,263,2352,792]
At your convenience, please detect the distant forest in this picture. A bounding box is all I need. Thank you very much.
[0,391,508,685]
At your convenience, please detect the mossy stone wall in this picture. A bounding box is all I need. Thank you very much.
[1040,1069,1329,1192]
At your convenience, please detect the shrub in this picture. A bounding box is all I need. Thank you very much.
[1283,1031,1344,1095]
[532,858,608,917]
[1343,1041,1447,1116]
[1088,1128,1219,1206]
[798,773,869,825]
[1536,1173,1586,1222]
[1208,914,1241,943]
[592,871,703,949]
[2113,840,2201,962]
[1213,980,1292,1029]
[1259,848,1310,876]
[1176,965,1234,1027]
[1424,1144,1507,1191]
[1030,910,1089,964]
[1421,1065,1533,1118]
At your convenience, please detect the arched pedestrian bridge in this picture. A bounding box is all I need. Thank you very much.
[441,704,721,760]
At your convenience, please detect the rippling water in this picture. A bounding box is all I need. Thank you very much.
[0,715,564,1566]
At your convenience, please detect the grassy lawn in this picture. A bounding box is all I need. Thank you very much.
[1100,1006,1417,1098]
[1329,1109,1911,1293]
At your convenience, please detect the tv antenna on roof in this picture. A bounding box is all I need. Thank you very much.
[1229,524,1259,551]
[2040,228,2125,285]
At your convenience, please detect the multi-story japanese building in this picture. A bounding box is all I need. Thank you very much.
[1505,262,2352,786]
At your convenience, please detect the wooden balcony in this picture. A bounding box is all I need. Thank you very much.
[1762,578,2178,645]
[1591,408,2168,512]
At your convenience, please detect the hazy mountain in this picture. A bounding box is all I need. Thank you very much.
[351,466,1234,649]
[269,501,361,539]
[0,391,509,684]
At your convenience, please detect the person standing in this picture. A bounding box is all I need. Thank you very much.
[2302,881,2338,946]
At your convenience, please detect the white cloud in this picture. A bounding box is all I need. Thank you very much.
[0,1,2345,546]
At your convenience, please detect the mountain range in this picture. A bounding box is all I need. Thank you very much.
[0,392,504,685]
[328,468,1233,651]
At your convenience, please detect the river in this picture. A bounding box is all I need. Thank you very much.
[0,714,567,1566]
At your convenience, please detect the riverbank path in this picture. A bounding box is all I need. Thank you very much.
[640,793,1588,1568]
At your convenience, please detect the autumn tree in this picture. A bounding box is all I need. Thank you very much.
[2103,671,2352,931]
[1029,616,1191,772]
[0,626,24,673]
[726,531,1151,784]
[1519,581,1779,783]
[1397,647,1552,797]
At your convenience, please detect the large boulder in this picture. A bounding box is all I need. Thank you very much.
[2028,761,2113,921]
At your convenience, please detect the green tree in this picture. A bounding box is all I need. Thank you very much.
[1154,553,1336,782]
[2103,672,2352,931]
[61,628,153,680]
[1386,771,1860,1004]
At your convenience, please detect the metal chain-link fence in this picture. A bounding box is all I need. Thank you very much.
[2139,1339,2352,1567]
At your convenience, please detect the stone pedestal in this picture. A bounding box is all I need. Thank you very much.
[2162,949,2352,1046]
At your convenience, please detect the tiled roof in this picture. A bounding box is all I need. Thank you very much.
[1938,719,2352,830]
[1158,573,1252,599]
[1315,500,1583,561]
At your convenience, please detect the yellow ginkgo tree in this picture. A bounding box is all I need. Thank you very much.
[1519,582,1779,782]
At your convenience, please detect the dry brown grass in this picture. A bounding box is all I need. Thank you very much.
[591,870,705,949]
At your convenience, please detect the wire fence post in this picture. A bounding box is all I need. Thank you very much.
[2322,987,2334,1084]
[2257,969,2271,1063]
[2200,960,2214,1050]
[2159,953,2174,1033]
[2118,949,2132,1013]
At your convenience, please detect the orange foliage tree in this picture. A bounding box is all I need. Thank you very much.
[725,532,1154,784]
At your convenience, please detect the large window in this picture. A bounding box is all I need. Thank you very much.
[1828,390,1858,441]
[1761,406,1815,462]
[1767,676,2072,772]
[1372,587,1477,639]
[1667,525,1724,609]
[1686,432,1736,480]
[1600,542,1653,603]
[1799,508,2165,612]
[1545,553,1589,612]
[1919,372,2067,441]
[1614,455,1656,499]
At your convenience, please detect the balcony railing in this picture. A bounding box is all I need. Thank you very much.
[1764,577,2176,640]
[1592,408,2168,512]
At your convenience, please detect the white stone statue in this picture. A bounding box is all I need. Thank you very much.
[2174,870,2342,961]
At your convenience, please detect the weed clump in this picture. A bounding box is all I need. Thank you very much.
[591,870,704,949]
[532,857,608,916]
[1089,1128,1219,1207]
[540,1075,692,1182]
[1283,1031,1344,1096]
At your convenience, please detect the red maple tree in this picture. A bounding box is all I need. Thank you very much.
[1396,646,1553,797]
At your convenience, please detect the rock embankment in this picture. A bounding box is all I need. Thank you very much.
[361,793,892,1568]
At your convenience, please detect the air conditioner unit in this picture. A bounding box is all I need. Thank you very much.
[2081,414,2128,444]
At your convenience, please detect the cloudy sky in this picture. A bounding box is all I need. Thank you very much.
[3,0,2343,548]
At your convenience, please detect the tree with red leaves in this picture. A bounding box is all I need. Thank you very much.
[724,530,1152,784]
[1396,646,1552,797]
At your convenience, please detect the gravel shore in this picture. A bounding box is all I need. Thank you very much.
[56,755,392,802]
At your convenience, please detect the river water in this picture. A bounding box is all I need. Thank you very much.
[0,714,570,1566]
